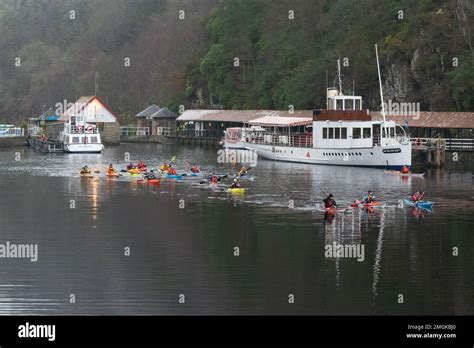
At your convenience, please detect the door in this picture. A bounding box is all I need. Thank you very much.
[372,124,381,146]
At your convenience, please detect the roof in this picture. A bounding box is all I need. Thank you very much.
[371,111,474,129]
[176,110,313,123]
[59,96,117,122]
[136,104,161,117]
[38,107,59,121]
[248,116,312,127]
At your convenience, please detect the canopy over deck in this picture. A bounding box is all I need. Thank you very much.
[248,116,313,127]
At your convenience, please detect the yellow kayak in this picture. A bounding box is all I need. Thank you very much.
[107,172,119,177]
[227,187,246,194]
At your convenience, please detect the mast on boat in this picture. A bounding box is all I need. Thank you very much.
[375,44,387,134]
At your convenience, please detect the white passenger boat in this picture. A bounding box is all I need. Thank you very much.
[59,115,104,153]
[224,48,412,170]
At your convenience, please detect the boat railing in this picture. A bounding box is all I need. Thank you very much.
[245,132,313,148]
[0,127,24,137]
[67,125,99,134]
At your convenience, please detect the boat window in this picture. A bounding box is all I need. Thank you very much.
[72,136,80,143]
[353,128,361,139]
[363,128,371,138]
[323,128,327,139]
[90,136,98,143]
[390,127,395,137]
[329,128,334,139]
[341,128,347,139]
[335,128,340,139]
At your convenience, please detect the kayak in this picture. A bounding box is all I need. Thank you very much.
[315,204,347,214]
[227,187,246,194]
[138,167,147,172]
[137,178,160,184]
[351,200,386,208]
[106,172,119,177]
[403,198,434,210]
[80,173,93,178]
[163,174,182,179]
[384,170,425,177]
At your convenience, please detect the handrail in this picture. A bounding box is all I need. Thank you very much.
[0,127,24,137]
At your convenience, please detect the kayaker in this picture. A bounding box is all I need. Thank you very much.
[138,160,146,169]
[80,166,91,175]
[229,178,241,189]
[363,191,376,203]
[127,162,134,170]
[129,167,140,175]
[144,170,156,180]
[412,191,425,202]
[323,194,337,208]
[210,174,219,184]
[160,163,170,172]
[107,164,117,175]
[168,166,177,175]
[238,166,248,177]
[191,165,200,173]
[401,165,410,174]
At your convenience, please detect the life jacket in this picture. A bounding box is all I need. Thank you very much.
[191,166,199,173]
[324,198,335,208]
[411,194,418,202]
[211,176,218,184]
[402,166,409,174]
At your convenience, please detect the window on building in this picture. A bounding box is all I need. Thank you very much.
[353,128,361,139]
[363,128,371,138]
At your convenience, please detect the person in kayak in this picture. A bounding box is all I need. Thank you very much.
[363,191,376,204]
[161,163,170,172]
[129,166,140,175]
[190,165,200,173]
[229,178,241,189]
[238,166,248,177]
[323,194,338,208]
[107,164,117,175]
[80,166,91,175]
[137,160,146,169]
[126,162,134,170]
[210,174,219,185]
[401,165,410,174]
[144,170,156,180]
[168,166,177,175]
[411,191,425,202]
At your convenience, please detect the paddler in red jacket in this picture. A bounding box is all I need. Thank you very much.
[401,165,410,174]
[323,194,337,208]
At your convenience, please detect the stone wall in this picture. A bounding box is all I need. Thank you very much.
[102,123,120,145]
[0,137,27,148]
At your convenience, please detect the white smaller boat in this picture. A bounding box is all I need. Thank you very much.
[59,116,104,153]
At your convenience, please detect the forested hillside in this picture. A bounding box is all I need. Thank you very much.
[0,0,472,124]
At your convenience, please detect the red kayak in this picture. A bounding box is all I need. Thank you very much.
[137,179,160,185]
[351,200,386,208]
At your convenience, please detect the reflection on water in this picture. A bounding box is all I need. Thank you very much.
[0,144,473,315]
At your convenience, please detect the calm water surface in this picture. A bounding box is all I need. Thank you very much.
[0,143,472,315]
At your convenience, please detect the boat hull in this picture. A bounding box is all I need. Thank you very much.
[64,143,104,153]
[225,142,411,169]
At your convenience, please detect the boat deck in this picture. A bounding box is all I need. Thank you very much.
[28,137,64,153]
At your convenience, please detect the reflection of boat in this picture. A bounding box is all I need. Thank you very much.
[60,116,104,153]
[384,170,425,177]
[224,52,411,170]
